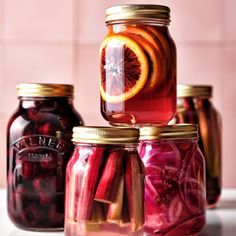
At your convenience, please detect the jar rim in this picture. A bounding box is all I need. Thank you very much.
[72,126,139,144]
[16,83,74,98]
[139,124,199,140]
[177,84,212,98]
[106,4,171,25]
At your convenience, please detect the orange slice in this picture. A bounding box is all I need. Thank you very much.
[124,26,167,88]
[146,26,171,68]
[123,33,161,91]
[100,35,149,103]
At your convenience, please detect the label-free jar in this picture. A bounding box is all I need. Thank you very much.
[139,124,206,236]
[176,84,222,208]
[7,83,84,231]
[100,4,176,126]
[65,126,144,236]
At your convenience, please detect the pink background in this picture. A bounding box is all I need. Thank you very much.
[0,0,235,188]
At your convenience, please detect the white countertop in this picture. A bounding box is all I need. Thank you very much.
[0,189,236,236]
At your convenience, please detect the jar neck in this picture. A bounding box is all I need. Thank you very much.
[74,142,138,149]
[140,138,198,144]
[107,21,169,32]
[18,97,74,110]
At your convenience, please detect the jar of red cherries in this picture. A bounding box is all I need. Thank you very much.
[7,83,84,231]
[139,124,206,236]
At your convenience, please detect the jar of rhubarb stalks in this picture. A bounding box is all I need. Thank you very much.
[65,126,144,236]
[7,83,84,231]
[100,4,176,126]
[139,124,206,236]
[176,84,222,208]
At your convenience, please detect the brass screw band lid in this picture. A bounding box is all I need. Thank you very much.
[139,124,199,140]
[17,83,74,98]
[177,84,212,98]
[72,126,139,144]
[106,4,170,25]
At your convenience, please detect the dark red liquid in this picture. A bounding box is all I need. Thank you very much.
[7,97,84,230]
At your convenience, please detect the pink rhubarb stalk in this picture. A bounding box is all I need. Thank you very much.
[125,151,145,232]
[76,146,105,220]
[95,150,126,203]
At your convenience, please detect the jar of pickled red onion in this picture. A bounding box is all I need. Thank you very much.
[139,124,206,236]
[100,4,176,126]
[176,84,222,208]
[65,126,144,236]
[7,83,84,231]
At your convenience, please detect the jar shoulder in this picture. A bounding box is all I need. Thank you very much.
[7,106,84,142]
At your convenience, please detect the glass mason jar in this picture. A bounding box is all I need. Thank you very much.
[65,127,144,236]
[176,84,222,208]
[7,83,84,231]
[139,125,206,236]
[100,4,176,126]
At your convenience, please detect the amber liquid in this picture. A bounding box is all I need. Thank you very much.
[100,24,176,126]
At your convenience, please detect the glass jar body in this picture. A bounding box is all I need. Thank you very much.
[100,21,176,126]
[139,138,206,235]
[65,143,144,236]
[7,97,84,231]
[176,97,222,208]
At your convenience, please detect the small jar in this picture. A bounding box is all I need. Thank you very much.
[176,84,222,208]
[65,127,144,236]
[7,83,84,231]
[100,4,176,126]
[139,125,206,236]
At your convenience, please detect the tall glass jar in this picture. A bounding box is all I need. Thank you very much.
[7,83,84,231]
[139,125,206,236]
[176,84,222,208]
[100,4,176,126]
[65,127,144,236]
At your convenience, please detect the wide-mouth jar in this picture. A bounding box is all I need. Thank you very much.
[65,126,144,236]
[100,4,176,126]
[139,124,206,235]
[7,83,84,231]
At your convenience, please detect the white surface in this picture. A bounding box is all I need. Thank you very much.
[0,189,236,236]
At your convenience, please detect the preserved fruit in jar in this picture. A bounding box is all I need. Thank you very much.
[139,125,206,236]
[176,84,222,208]
[7,83,84,231]
[65,126,144,236]
[100,4,176,126]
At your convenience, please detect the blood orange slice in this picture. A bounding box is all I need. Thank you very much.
[100,35,148,103]
[123,33,161,91]
[124,26,167,89]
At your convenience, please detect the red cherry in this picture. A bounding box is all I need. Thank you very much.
[22,161,38,179]
[38,192,53,206]
[38,123,50,134]
[48,205,64,225]
[33,176,56,192]
[27,108,41,121]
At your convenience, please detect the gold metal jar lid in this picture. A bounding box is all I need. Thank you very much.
[106,4,170,25]
[139,124,199,140]
[177,84,212,98]
[16,83,74,98]
[72,126,139,144]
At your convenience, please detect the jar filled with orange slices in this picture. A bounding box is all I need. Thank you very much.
[100,4,176,126]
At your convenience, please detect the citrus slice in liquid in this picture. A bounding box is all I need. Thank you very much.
[124,26,167,88]
[100,35,148,103]
[123,33,161,91]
